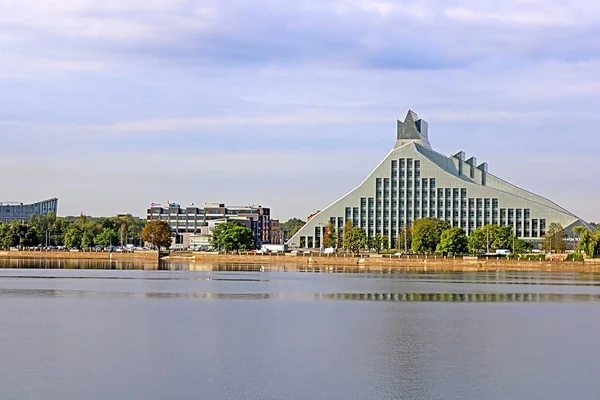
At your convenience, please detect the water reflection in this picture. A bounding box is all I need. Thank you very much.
[2,288,599,302]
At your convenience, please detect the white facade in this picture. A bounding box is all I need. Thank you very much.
[289,111,592,249]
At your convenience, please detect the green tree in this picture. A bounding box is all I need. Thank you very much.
[468,228,487,254]
[514,238,533,254]
[577,228,600,258]
[542,223,566,253]
[341,220,351,249]
[30,212,57,246]
[64,225,83,248]
[210,222,255,251]
[370,233,388,253]
[412,218,450,254]
[437,227,468,255]
[492,225,514,251]
[281,218,305,240]
[0,222,39,248]
[344,227,367,254]
[81,229,96,248]
[94,228,118,248]
[323,221,337,248]
[51,218,72,246]
[141,220,173,250]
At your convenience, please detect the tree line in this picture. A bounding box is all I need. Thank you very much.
[0,213,146,249]
[318,217,567,255]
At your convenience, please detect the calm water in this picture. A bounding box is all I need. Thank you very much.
[1,260,600,400]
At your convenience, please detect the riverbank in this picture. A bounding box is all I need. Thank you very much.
[0,250,159,261]
[168,252,600,272]
[1,250,600,272]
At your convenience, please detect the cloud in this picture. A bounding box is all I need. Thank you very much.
[0,0,598,222]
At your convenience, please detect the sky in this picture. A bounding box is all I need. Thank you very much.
[0,0,599,222]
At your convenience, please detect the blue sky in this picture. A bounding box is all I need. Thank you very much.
[1,0,599,222]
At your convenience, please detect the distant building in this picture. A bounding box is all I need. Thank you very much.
[289,110,593,249]
[0,198,58,223]
[146,202,274,250]
[270,219,283,244]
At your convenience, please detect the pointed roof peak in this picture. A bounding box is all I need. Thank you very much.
[395,110,431,150]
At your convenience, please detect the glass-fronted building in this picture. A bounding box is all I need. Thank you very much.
[0,198,58,223]
[288,111,593,249]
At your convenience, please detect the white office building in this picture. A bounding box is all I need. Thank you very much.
[288,111,592,249]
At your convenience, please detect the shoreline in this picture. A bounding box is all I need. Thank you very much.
[1,251,599,272]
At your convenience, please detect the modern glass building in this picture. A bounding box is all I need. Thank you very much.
[288,111,593,249]
[0,198,59,223]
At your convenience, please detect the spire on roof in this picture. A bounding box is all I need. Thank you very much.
[394,110,432,149]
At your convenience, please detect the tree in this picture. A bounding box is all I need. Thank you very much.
[437,227,468,255]
[412,218,450,254]
[141,220,173,250]
[323,221,337,249]
[542,223,566,253]
[492,225,514,251]
[94,228,118,248]
[64,225,83,248]
[396,226,412,253]
[514,238,533,254]
[468,228,486,255]
[30,212,57,246]
[344,227,367,254]
[281,218,305,240]
[342,221,353,250]
[81,229,96,248]
[370,233,388,253]
[576,228,600,258]
[210,222,254,251]
[0,222,39,248]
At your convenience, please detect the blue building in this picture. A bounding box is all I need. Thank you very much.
[0,198,59,223]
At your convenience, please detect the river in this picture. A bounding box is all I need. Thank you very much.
[1,259,600,399]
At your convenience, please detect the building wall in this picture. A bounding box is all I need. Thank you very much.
[0,198,58,223]
[288,112,591,249]
[147,203,271,249]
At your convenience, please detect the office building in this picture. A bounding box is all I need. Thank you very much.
[147,202,273,249]
[288,111,593,249]
[0,198,58,223]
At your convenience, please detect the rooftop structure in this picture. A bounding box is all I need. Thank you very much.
[288,111,592,249]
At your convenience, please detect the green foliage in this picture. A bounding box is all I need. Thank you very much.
[576,228,600,258]
[0,221,39,248]
[513,238,533,254]
[566,253,585,262]
[94,228,118,247]
[491,225,513,251]
[210,222,255,251]
[344,227,367,254]
[368,233,388,253]
[323,221,337,248]
[437,227,468,255]
[281,218,305,240]
[412,218,450,254]
[468,229,486,254]
[64,225,83,248]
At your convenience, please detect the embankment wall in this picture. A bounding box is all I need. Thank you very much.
[0,250,159,261]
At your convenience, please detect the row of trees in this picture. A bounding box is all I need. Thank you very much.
[319,218,538,255]
[0,213,147,249]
